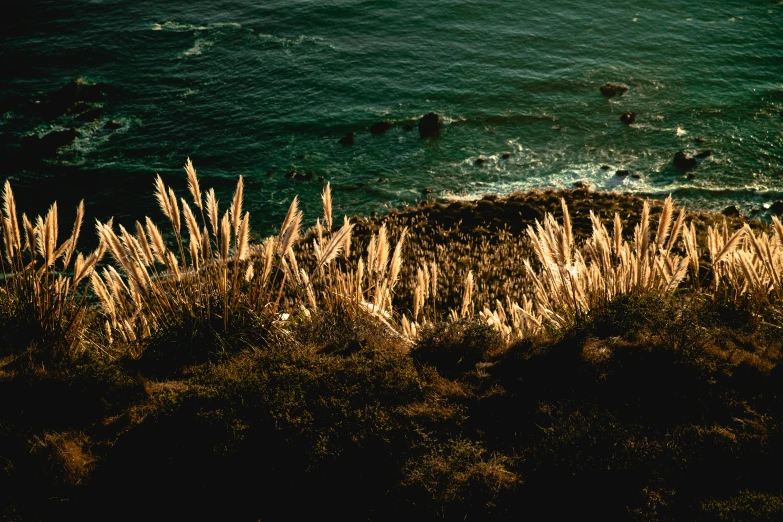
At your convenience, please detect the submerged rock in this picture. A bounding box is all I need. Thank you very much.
[673,151,697,171]
[695,150,712,159]
[294,171,314,181]
[418,112,441,138]
[75,107,102,122]
[600,83,628,97]
[502,152,511,159]
[103,120,122,130]
[44,78,107,118]
[475,157,486,165]
[620,111,636,124]
[370,121,392,135]
[338,132,355,145]
[402,123,415,131]
[21,128,79,156]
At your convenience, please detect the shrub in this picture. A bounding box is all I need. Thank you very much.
[701,490,783,521]
[412,320,504,378]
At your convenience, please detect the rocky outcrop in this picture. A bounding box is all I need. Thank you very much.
[673,151,697,171]
[418,112,441,138]
[600,83,628,97]
[370,121,391,135]
[338,132,355,145]
[43,78,107,119]
[75,107,102,122]
[21,128,79,157]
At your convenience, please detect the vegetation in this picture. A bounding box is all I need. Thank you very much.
[2,160,783,520]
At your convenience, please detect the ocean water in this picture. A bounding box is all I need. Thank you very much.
[1,0,782,233]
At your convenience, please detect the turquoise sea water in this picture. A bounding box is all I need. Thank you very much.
[1,0,782,232]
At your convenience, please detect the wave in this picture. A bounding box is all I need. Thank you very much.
[152,21,207,32]
[181,38,213,57]
[257,33,337,50]
[151,21,242,32]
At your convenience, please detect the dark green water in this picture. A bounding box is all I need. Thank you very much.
[1,0,782,232]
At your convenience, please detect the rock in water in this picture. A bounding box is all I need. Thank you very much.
[44,78,107,118]
[600,83,628,97]
[418,112,441,138]
[620,112,636,124]
[402,123,414,131]
[695,150,712,159]
[370,121,392,135]
[615,169,630,177]
[75,107,102,122]
[770,201,783,215]
[21,128,79,157]
[103,120,122,130]
[501,152,511,159]
[338,132,355,145]
[673,151,697,171]
[475,157,486,165]
[721,205,740,217]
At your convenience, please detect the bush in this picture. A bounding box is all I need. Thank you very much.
[412,320,504,378]
[701,490,783,521]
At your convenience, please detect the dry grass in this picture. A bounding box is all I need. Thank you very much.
[1,181,104,357]
[30,431,95,486]
[3,159,783,358]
